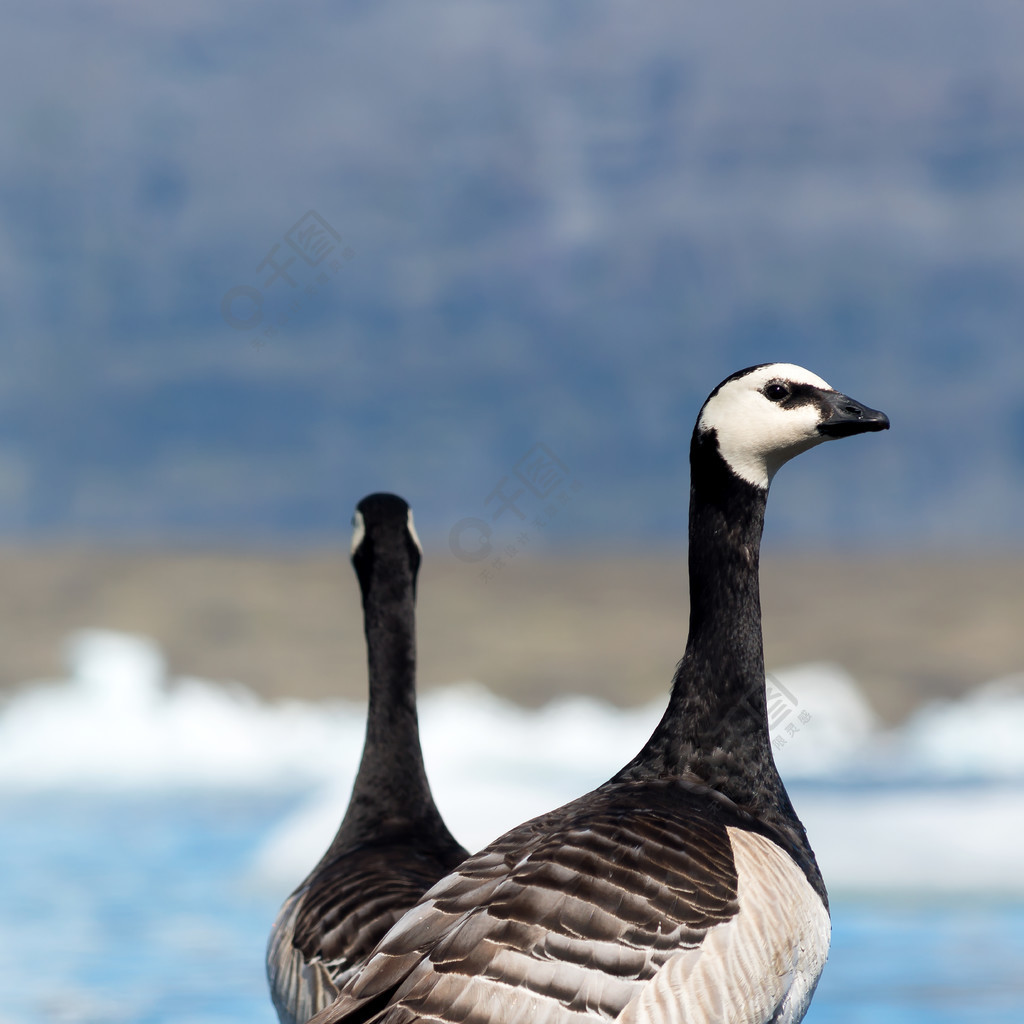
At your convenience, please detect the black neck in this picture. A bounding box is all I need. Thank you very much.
[618,429,788,818]
[332,560,447,848]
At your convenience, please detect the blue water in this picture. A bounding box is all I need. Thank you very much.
[1,794,1021,1024]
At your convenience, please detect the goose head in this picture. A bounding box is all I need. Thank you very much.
[697,363,889,489]
[351,492,423,595]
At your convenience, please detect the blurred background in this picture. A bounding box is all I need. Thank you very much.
[0,2,1022,1023]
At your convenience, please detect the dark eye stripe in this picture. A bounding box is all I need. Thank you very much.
[763,381,823,409]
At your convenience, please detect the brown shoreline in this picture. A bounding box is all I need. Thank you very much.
[1,547,1020,725]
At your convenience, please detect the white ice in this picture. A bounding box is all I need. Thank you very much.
[1,630,1022,893]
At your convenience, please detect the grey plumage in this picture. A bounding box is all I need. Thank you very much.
[307,787,827,1024]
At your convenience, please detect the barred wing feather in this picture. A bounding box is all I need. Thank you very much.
[268,842,466,1024]
[309,782,827,1024]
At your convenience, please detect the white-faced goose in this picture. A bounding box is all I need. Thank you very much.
[307,366,889,1024]
[266,493,468,1024]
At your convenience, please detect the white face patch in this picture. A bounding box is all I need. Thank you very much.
[406,509,423,556]
[350,509,366,556]
[698,364,836,489]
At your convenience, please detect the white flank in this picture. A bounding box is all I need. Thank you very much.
[620,829,830,1024]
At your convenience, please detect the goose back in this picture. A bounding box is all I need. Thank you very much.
[267,493,468,1024]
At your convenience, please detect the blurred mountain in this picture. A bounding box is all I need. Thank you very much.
[3,547,1023,723]
[1,1,1023,545]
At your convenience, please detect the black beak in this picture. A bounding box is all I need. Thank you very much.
[816,390,890,438]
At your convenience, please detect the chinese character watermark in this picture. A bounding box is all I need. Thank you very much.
[723,673,811,749]
[449,442,582,582]
[284,210,340,266]
[220,209,354,347]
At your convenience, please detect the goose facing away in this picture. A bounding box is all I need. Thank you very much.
[308,365,888,1024]
[266,493,468,1024]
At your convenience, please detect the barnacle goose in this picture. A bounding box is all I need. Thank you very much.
[308,366,889,1024]
[266,493,468,1024]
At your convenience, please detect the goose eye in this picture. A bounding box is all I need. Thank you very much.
[764,382,789,402]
